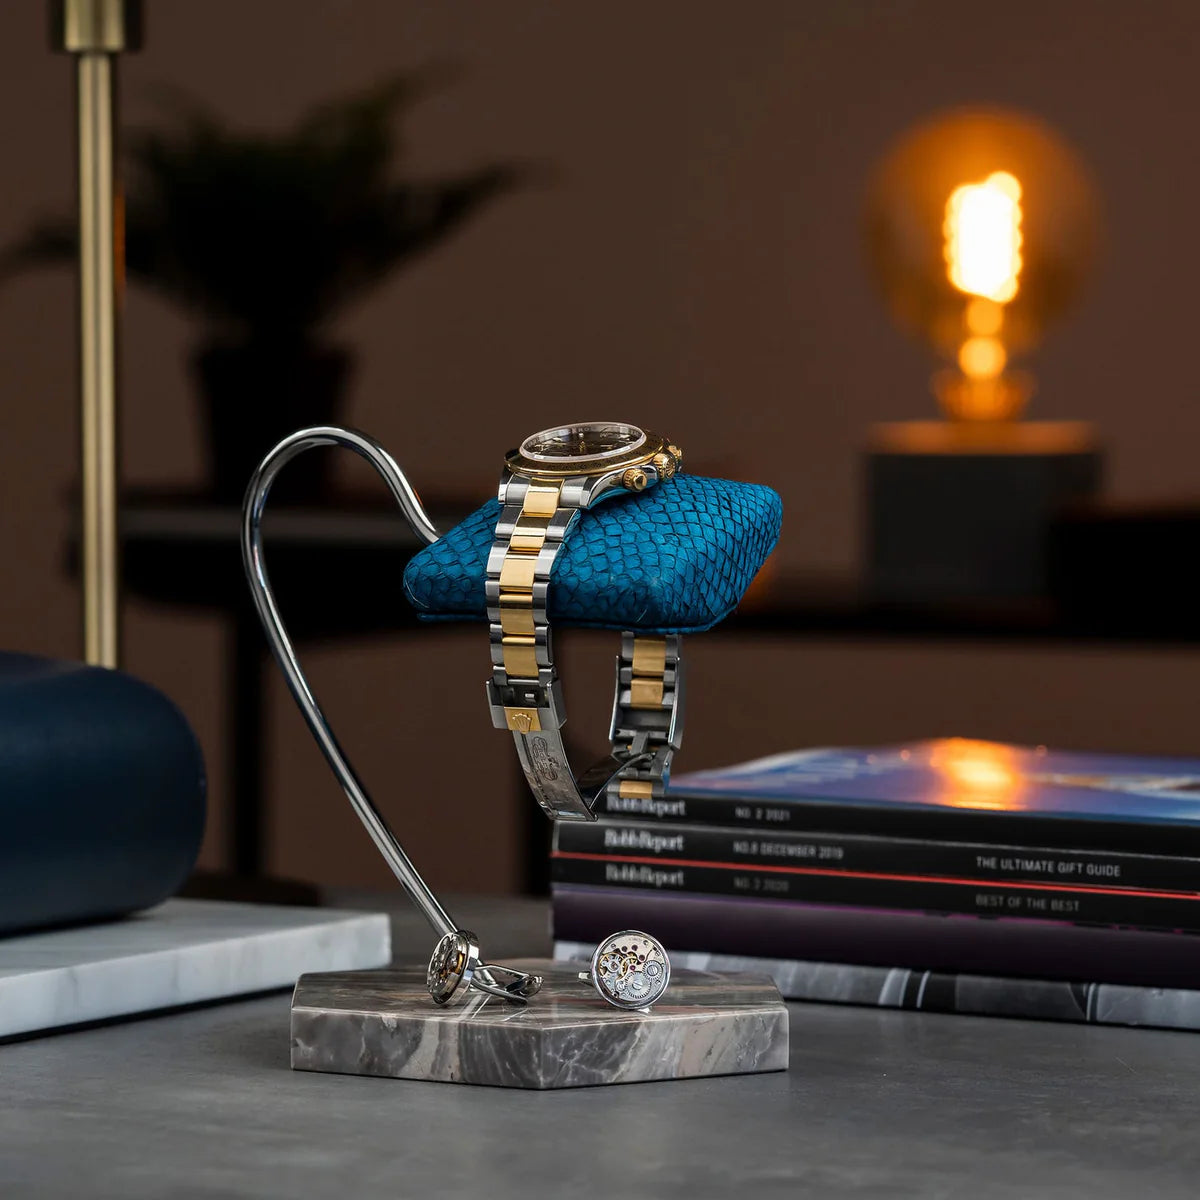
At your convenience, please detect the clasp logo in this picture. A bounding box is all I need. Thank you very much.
[530,737,560,781]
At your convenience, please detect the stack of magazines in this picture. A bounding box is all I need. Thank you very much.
[552,739,1200,1032]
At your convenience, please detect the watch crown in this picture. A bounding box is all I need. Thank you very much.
[667,444,683,465]
[651,451,678,479]
[622,467,649,492]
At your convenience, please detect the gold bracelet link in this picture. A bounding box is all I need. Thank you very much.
[493,478,563,682]
[629,634,668,709]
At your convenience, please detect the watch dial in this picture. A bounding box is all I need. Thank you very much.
[519,422,647,464]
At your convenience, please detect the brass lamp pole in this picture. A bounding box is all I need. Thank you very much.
[51,0,141,667]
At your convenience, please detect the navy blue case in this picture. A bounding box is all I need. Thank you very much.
[0,652,206,937]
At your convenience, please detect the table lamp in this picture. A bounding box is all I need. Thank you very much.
[51,0,141,666]
[862,107,1103,603]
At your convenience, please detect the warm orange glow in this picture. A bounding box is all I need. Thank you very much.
[965,296,1004,337]
[957,335,1007,380]
[931,739,1026,810]
[865,108,1102,427]
[933,372,1033,421]
[945,171,1023,303]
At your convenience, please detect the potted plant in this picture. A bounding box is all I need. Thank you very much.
[3,70,525,501]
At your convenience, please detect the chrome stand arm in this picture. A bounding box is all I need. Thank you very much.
[241,425,543,1004]
[239,425,452,937]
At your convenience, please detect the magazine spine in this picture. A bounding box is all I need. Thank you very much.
[606,787,1200,858]
[551,854,1200,932]
[554,820,1200,893]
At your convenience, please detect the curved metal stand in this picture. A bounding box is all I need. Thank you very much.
[240,425,541,1003]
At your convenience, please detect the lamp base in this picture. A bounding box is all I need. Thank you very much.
[865,420,1102,603]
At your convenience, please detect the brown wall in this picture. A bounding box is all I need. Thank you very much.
[2,2,1200,895]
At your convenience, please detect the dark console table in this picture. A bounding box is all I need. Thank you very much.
[4,893,1199,1199]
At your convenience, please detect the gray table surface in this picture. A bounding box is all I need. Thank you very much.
[3,893,1199,1200]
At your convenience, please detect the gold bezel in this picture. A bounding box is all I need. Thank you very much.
[506,426,671,479]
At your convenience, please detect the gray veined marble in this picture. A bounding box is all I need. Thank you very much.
[291,959,789,1088]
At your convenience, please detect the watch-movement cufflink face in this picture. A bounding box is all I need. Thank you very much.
[427,930,544,1006]
[428,930,479,1005]
[581,930,672,1011]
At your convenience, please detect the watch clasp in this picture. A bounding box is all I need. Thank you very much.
[487,676,566,734]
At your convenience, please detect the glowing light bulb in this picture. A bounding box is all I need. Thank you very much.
[864,108,1099,423]
[945,171,1023,304]
[944,172,1022,398]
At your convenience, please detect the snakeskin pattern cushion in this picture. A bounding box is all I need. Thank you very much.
[403,474,782,633]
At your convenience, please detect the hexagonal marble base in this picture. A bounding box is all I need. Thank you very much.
[291,959,788,1089]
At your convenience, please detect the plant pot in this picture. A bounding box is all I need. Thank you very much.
[194,339,352,505]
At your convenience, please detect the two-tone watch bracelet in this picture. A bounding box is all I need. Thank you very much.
[484,471,684,822]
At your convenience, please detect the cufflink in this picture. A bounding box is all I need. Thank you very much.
[577,929,671,1011]
[427,930,543,1006]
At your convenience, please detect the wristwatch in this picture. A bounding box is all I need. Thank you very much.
[485,421,686,821]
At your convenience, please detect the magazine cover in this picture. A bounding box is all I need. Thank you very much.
[671,739,1200,820]
[638,739,1200,852]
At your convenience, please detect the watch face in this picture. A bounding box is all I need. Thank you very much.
[519,422,647,465]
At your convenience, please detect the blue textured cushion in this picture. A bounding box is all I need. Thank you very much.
[403,474,782,633]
